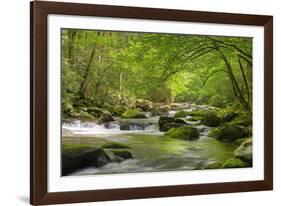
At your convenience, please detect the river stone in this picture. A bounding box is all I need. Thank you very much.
[120,120,152,130]
[234,138,252,165]
[111,150,133,162]
[160,122,186,132]
[200,114,221,127]
[62,147,111,175]
[121,109,147,119]
[165,126,199,140]
[151,105,169,116]
[159,116,188,131]
[98,111,114,124]
[208,125,246,141]
[135,99,154,111]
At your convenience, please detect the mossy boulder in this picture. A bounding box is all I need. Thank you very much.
[87,107,106,117]
[121,109,147,119]
[102,142,130,149]
[159,116,188,131]
[135,99,153,111]
[230,112,252,126]
[234,138,252,165]
[98,111,114,124]
[174,111,190,118]
[151,105,170,116]
[62,144,111,175]
[110,105,127,116]
[160,122,186,132]
[165,126,199,140]
[200,114,221,127]
[187,116,203,121]
[217,107,239,122]
[208,125,247,141]
[222,158,248,168]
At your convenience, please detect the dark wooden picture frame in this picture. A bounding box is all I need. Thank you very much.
[30,1,273,205]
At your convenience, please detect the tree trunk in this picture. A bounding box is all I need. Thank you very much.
[216,48,251,112]
[78,46,96,101]
[67,30,77,67]
[118,69,123,103]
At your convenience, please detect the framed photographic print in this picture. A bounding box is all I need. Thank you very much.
[30,1,273,205]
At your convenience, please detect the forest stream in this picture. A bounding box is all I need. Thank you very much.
[62,107,237,176]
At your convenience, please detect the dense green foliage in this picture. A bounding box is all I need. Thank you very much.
[62,29,252,117]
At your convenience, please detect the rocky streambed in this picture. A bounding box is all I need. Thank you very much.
[62,103,252,176]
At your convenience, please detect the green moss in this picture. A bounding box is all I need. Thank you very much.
[102,142,130,149]
[165,126,199,140]
[200,114,221,127]
[217,106,239,122]
[62,144,94,156]
[222,158,248,168]
[67,108,94,119]
[110,106,127,116]
[174,111,190,118]
[121,109,147,119]
[208,125,246,141]
[230,112,252,126]
[208,95,227,107]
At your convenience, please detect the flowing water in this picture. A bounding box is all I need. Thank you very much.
[62,112,236,176]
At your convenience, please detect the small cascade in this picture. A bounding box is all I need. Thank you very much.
[62,120,103,130]
[62,117,160,135]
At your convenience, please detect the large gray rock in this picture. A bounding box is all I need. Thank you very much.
[120,120,152,130]
[234,138,252,165]
[135,99,153,111]
[151,105,170,116]
[62,148,111,175]
[159,116,188,132]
